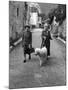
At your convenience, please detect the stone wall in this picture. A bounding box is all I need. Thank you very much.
[51,19,66,41]
[9,1,24,40]
[58,19,66,41]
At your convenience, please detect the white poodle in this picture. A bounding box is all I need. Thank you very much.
[35,47,47,66]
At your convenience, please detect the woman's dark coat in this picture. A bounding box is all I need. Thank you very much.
[41,30,52,56]
[22,29,32,55]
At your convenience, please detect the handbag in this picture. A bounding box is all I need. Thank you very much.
[25,45,34,54]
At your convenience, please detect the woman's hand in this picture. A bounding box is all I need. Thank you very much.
[42,36,46,40]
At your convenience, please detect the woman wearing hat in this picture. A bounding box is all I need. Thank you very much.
[41,23,52,57]
[22,25,32,63]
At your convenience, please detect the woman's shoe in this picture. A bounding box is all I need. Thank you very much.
[47,57,48,60]
[23,59,26,63]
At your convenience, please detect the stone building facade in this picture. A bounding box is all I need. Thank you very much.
[9,1,24,40]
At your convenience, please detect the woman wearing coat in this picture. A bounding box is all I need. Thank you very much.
[22,25,32,63]
[41,23,52,57]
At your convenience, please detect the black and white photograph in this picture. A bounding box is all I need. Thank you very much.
[9,0,66,89]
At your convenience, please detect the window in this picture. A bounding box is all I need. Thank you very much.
[17,7,19,17]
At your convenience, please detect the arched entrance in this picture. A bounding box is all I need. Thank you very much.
[27,2,41,28]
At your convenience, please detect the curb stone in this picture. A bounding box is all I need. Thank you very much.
[57,37,66,44]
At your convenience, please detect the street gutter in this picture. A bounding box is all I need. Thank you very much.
[57,37,66,44]
[10,38,22,50]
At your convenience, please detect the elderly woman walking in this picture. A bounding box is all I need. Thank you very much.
[41,23,52,57]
